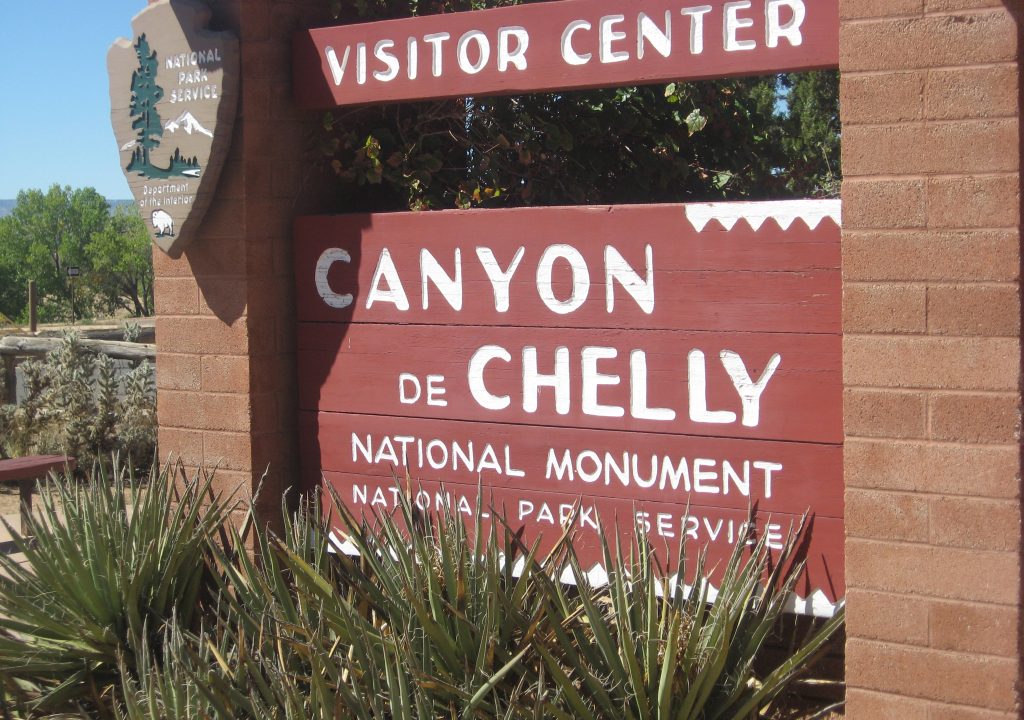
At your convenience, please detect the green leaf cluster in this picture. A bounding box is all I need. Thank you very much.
[0,333,156,470]
[0,186,154,325]
[0,464,843,719]
[318,2,840,212]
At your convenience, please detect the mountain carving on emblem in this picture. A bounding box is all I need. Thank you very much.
[164,111,213,138]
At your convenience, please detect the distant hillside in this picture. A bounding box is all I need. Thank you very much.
[0,199,134,218]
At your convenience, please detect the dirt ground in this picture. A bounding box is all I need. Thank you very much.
[0,486,22,516]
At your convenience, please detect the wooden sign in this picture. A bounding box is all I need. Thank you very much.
[295,201,844,612]
[293,0,838,108]
[108,0,239,257]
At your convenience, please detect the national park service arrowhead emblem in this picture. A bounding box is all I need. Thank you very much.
[108,0,238,257]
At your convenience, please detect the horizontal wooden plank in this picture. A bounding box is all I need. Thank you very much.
[302,411,843,518]
[294,205,841,334]
[293,0,839,108]
[0,455,75,483]
[297,323,842,443]
[320,471,845,602]
[0,336,155,361]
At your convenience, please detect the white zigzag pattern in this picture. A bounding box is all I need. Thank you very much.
[326,534,838,619]
[684,199,842,232]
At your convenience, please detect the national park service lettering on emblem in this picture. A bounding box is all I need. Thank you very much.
[108,0,238,257]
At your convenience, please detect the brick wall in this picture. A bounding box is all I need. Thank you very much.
[146,0,1024,712]
[152,0,329,518]
[840,0,1022,716]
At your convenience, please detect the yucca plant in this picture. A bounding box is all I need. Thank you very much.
[0,464,843,719]
[530,519,844,720]
[0,459,238,713]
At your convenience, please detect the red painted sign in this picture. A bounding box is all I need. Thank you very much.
[293,0,839,108]
[295,202,844,610]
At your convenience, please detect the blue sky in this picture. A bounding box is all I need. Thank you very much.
[0,1,144,199]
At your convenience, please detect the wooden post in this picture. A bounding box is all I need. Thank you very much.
[2,355,15,405]
[28,281,37,333]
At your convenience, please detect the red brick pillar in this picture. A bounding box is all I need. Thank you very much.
[153,0,328,515]
[840,1,1022,716]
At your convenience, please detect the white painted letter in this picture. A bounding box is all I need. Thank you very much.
[523,346,571,415]
[476,246,525,312]
[630,350,676,421]
[356,43,367,84]
[561,20,592,65]
[469,345,512,411]
[688,349,737,424]
[581,346,624,418]
[766,0,805,47]
[599,15,629,63]
[605,244,654,314]
[457,30,490,74]
[720,350,781,427]
[399,373,421,404]
[423,32,450,77]
[638,12,672,60]
[420,248,463,311]
[366,248,410,311]
[537,245,590,315]
[680,6,712,54]
[325,46,350,85]
[407,37,419,79]
[724,1,757,51]
[315,247,353,309]
[373,39,400,81]
[497,26,530,71]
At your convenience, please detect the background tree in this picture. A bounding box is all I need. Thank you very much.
[0,186,108,322]
[320,1,840,212]
[86,205,155,318]
[0,186,154,323]
[0,253,20,325]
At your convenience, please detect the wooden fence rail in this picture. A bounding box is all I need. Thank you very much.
[0,336,156,405]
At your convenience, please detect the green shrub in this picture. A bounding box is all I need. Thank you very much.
[0,466,843,719]
[0,460,236,714]
[0,333,156,470]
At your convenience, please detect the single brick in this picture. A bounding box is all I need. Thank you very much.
[927,175,1020,230]
[928,391,1021,444]
[201,355,251,394]
[844,283,927,334]
[840,13,1018,73]
[157,316,249,356]
[202,432,254,473]
[844,689,929,720]
[845,387,928,438]
[158,390,251,433]
[846,488,930,542]
[841,71,925,125]
[928,703,1019,720]
[199,278,250,318]
[839,0,924,20]
[926,65,1019,120]
[846,589,930,646]
[842,178,926,229]
[846,539,1019,604]
[154,276,200,316]
[842,230,1020,282]
[929,496,1021,551]
[157,427,204,468]
[155,353,202,392]
[844,120,1018,176]
[929,600,1019,657]
[845,439,1020,498]
[846,639,1018,711]
[844,335,1019,390]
